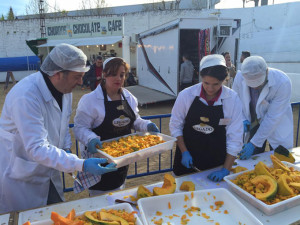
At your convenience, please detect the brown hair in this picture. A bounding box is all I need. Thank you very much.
[101,58,130,91]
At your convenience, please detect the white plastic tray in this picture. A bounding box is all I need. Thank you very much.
[137,188,262,225]
[97,132,176,168]
[0,213,10,225]
[22,203,142,225]
[224,161,300,216]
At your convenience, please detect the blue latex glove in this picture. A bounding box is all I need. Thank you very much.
[207,168,230,182]
[147,123,160,133]
[239,142,255,160]
[181,151,193,169]
[83,158,117,175]
[64,149,72,154]
[243,120,250,133]
[87,138,102,154]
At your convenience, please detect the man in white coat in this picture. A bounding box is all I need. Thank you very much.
[232,56,293,160]
[0,44,117,214]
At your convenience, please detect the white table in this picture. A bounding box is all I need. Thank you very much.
[18,148,300,225]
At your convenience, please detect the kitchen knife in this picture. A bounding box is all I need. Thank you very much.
[191,164,201,173]
[115,199,137,206]
[70,173,83,187]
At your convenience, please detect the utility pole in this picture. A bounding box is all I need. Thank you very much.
[39,0,46,38]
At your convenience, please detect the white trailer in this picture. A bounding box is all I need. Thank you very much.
[128,17,240,105]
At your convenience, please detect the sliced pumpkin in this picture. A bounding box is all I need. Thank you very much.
[277,174,294,196]
[99,211,129,225]
[254,161,273,177]
[51,212,84,225]
[274,145,295,163]
[153,174,176,196]
[231,166,248,174]
[180,181,195,191]
[85,211,119,225]
[137,185,153,199]
[270,155,290,172]
[66,209,76,220]
[23,222,31,225]
[290,182,300,191]
[250,175,278,201]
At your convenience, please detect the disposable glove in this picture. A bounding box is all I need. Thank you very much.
[207,168,230,182]
[181,151,193,169]
[83,158,117,175]
[239,142,255,160]
[243,120,250,133]
[87,138,102,154]
[147,123,160,133]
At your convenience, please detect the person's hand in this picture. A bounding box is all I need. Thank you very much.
[87,138,102,154]
[83,158,117,175]
[243,120,250,133]
[239,142,255,160]
[181,151,193,168]
[207,168,230,182]
[147,123,160,133]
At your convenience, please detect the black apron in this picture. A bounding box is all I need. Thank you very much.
[173,97,227,176]
[89,88,136,191]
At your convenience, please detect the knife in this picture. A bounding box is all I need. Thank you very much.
[115,199,137,206]
[70,173,83,187]
[191,164,201,173]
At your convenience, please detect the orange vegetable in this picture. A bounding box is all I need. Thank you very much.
[51,212,83,225]
[66,209,76,220]
[168,202,171,209]
[23,222,31,225]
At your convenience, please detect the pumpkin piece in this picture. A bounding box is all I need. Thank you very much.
[270,155,290,172]
[231,166,248,174]
[180,181,195,191]
[153,174,176,196]
[290,182,300,191]
[274,145,295,163]
[250,175,278,201]
[23,222,31,225]
[99,211,129,225]
[254,161,273,177]
[137,185,153,199]
[66,209,76,220]
[51,212,84,225]
[85,211,119,225]
[277,174,294,196]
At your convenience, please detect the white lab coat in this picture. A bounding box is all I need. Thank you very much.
[169,83,243,157]
[73,85,151,148]
[0,72,84,214]
[232,69,293,149]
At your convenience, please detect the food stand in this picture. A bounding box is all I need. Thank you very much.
[10,148,300,225]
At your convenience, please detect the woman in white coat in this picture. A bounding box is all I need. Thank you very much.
[73,57,159,196]
[0,44,117,214]
[232,56,293,160]
[170,54,243,182]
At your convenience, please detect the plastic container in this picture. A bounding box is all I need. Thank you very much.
[224,161,300,215]
[97,132,176,167]
[20,203,142,225]
[137,188,262,225]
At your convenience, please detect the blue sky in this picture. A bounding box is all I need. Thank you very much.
[1,0,300,18]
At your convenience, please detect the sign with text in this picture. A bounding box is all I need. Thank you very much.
[46,17,123,39]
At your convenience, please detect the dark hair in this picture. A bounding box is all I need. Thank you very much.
[242,51,251,58]
[101,58,130,88]
[221,52,230,58]
[96,55,103,60]
[200,65,228,81]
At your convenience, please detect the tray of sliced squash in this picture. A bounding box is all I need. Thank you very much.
[96,132,176,168]
[21,203,142,225]
[224,154,300,215]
